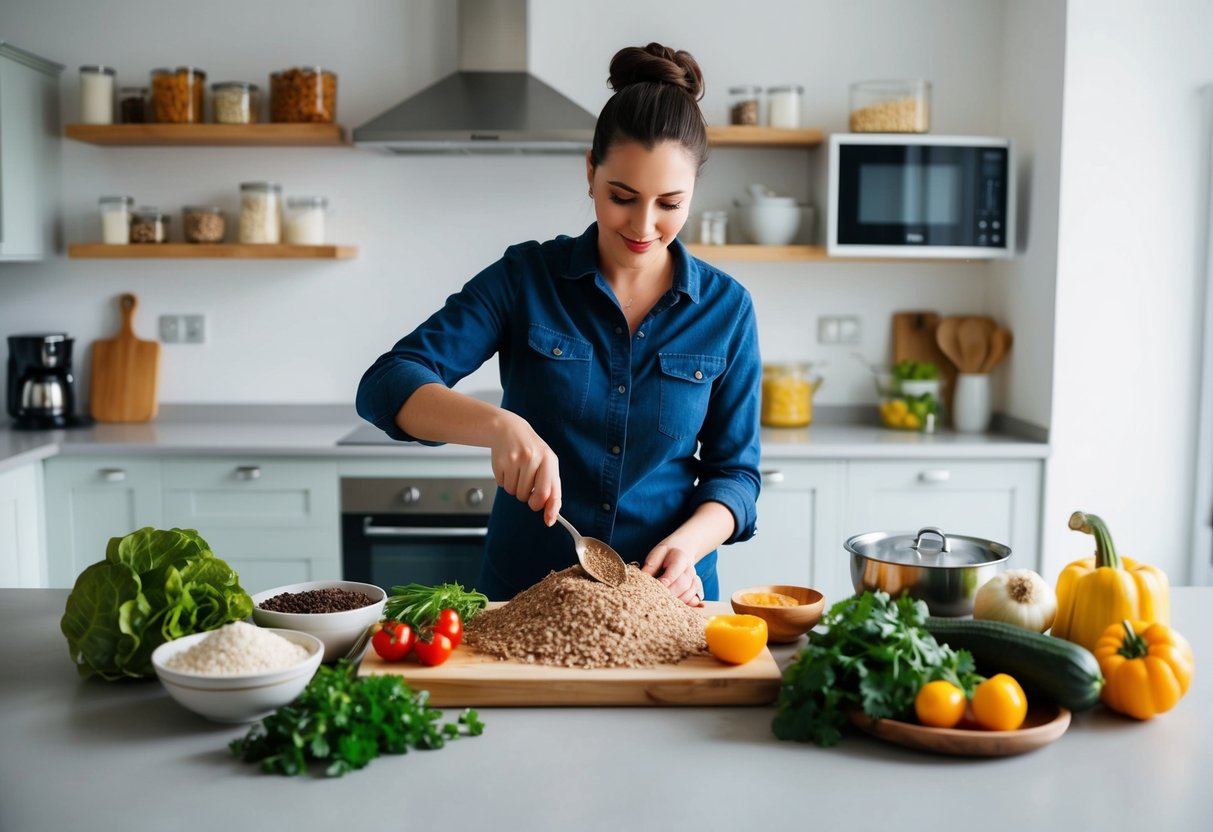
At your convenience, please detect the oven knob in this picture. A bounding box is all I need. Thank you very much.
[466,487,485,507]
[399,486,421,505]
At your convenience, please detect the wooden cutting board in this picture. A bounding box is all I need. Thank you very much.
[358,602,782,707]
[891,310,956,408]
[90,293,160,422]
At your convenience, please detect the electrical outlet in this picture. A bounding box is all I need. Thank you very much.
[159,315,181,343]
[183,314,207,344]
[817,315,862,345]
[837,315,862,345]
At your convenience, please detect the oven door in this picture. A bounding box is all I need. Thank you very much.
[341,512,488,589]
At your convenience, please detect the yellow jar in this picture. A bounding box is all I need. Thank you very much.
[761,363,819,427]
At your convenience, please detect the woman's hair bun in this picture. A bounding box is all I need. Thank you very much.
[607,42,704,101]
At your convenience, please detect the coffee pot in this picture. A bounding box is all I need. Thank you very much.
[6,334,89,430]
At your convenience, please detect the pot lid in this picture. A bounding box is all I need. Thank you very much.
[844,526,1011,567]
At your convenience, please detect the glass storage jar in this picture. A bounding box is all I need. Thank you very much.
[151,66,206,123]
[79,65,116,124]
[119,86,148,123]
[211,81,260,124]
[130,208,169,243]
[270,66,337,123]
[879,378,941,432]
[766,84,803,129]
[238,182,282,244]
[849,79,930,133]
[728,85,762,126]
[98,196,134,244]
[761,363,819,427]
[284,196,327,244]
[182,206,226,243]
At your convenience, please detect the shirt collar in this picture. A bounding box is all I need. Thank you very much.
[562,223,701,305]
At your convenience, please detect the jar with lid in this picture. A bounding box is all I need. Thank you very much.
[270,67,337,123]
[760,363,822,428]
[79,66,116,124]
[151,66,206,123]
[119,87,148,123]
[284,196,327,244]
[766,84,803,129]
[211,81,260,124]
[98,196,134,244]
[182,206,226,243]
[849,79,930,133]
[238,182,282,244]
[728,85,762,126]
[130,208,169,244]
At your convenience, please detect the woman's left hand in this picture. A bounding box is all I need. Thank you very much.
[641,544,703,606]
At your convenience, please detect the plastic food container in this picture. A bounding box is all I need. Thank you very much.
[238,182,282,244]
[151,66,206,123]
[849,79,930,133]
[760,363,820,427]
[182,206,225,243]
[99,196,134,244]
[211,81,260,124]
[79,65,116,124]
[130,208,169,244]
[728,85,761,126]
[270,67,337,123]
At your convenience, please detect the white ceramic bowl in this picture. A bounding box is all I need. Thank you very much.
[250,580,386,662]
[151,628,323,723]
[739,202,801,245]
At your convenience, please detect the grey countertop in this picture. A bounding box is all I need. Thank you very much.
[0,404,1048,475]
[0,587,1206,832]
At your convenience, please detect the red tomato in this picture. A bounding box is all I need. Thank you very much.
[371,620,414,662]
[433,608,463,648]
[413,632,454,667]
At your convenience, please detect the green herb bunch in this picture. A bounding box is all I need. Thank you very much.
[772,591,980,747]
[230,661,484,777]
[383,582,489,630]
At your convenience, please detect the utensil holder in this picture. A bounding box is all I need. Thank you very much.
[952,373,991,433]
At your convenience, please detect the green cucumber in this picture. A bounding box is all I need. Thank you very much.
[925,617,1104,711]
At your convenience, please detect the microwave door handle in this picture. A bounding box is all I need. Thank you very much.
[361,518,488,538]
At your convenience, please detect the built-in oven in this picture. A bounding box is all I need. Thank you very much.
[340,476,496,590]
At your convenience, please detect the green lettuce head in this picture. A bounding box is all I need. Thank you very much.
[60,527,253,680]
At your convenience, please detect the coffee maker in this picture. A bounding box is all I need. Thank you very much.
[6,334,89,430]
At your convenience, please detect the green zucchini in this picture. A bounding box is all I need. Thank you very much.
[924,617,1104,711]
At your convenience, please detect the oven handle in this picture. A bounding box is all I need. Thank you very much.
[361,518,489,538]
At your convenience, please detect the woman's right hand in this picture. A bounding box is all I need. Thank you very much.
[490,410,562,526]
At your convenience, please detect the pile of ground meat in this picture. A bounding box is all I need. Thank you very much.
[463,564,707,669]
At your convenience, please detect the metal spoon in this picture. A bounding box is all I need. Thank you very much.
[343,622,376,667]
[555,513,628,586]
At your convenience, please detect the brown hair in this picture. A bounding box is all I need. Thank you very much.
[589,43,708,174]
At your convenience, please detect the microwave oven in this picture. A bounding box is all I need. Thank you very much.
[827,133,1014,258]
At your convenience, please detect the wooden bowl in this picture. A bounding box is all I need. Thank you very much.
[730,584,826,643]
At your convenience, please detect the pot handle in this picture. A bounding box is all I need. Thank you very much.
[910,526,950,553]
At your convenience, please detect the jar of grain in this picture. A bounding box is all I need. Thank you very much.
[270,66,337,123]
[284,196,327,244]
[760,362,820,427]
[79,65,116,124]
[728,85,762,126]
[182,206,226,243]
[849,80,930,133]
[119,86,148,123]
[130,208,169,244]
[98,196,134,244]
[766,84,803,129]
[211,81,260,124]
[238,182,282,244]
[151,66,206,123]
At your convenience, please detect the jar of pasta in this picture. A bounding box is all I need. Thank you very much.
[238,182,282,244]
[270,66,337,123]
[849,80,930,133]
[760,363,822,428]
[151,66,206,123]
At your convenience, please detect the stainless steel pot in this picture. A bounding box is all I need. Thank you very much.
[845,526,1011,617]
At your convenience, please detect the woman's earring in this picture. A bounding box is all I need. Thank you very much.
[588,187,593,198]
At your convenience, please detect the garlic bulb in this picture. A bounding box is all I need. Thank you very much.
[972,569,1057,633]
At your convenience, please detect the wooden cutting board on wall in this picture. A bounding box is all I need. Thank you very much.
[892,311,957,406]
[90,293,160,422]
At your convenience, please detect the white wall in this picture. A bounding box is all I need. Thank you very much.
[0,0,1012,409]
[1044,0,1213,584]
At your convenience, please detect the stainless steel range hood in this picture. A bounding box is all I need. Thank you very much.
[353,0,596,154]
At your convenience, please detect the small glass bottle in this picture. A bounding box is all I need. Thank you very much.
[284,196,327,244]
[211,81,260,124]
[182,206,226,243]
[79,65,116,124]
[238,182,282,244]
[98,196,134,244]
[766,84,804,129]
[728,85,762,126]
[118,86,148,123]
[151,66,206,123]
[760,363,815,427]
[130,208,169,244]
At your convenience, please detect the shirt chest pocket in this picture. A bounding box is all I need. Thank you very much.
[657,352,726,439]
[525,324,593,423]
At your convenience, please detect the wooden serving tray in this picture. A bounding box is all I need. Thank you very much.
[358,602,781,707]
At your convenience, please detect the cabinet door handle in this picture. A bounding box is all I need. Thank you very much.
[761,469,785,485]
[918,469,952,484]
[235,466,262,480]
[99,468,126,483]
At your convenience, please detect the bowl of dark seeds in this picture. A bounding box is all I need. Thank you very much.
[250,580,386,662]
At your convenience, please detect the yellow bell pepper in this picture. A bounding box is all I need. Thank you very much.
[1052,511,1170,652]
[1093,619,1194,720]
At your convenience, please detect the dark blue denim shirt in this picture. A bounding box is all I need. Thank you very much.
[356,223,761,601]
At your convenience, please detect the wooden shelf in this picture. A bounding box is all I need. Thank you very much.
[706,125,824,148]
[64,123,347,146]
[68,243,357,259]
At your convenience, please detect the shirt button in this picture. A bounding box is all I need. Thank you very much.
[637,331,645,339]
[617,385,626,394]
[601,503,611,512]
[552,347,563,356]
[615,326,623,335]
[694,370,703,380]
[611,445,621,454]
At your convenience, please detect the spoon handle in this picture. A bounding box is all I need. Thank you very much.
[554,513,583,549]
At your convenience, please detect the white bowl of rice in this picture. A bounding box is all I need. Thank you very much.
[151,622,323,723]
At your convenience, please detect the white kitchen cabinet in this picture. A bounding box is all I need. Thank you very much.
[0,43,63,261]
[0,462,47,587]
[718,461,848,604]
[161,458,340,593]
[43,458,163,587]
[843,459,1044,572]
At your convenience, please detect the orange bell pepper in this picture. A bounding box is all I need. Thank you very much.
[1093,619,1194,720]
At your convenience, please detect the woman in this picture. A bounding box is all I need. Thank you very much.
[356,43,761,604]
